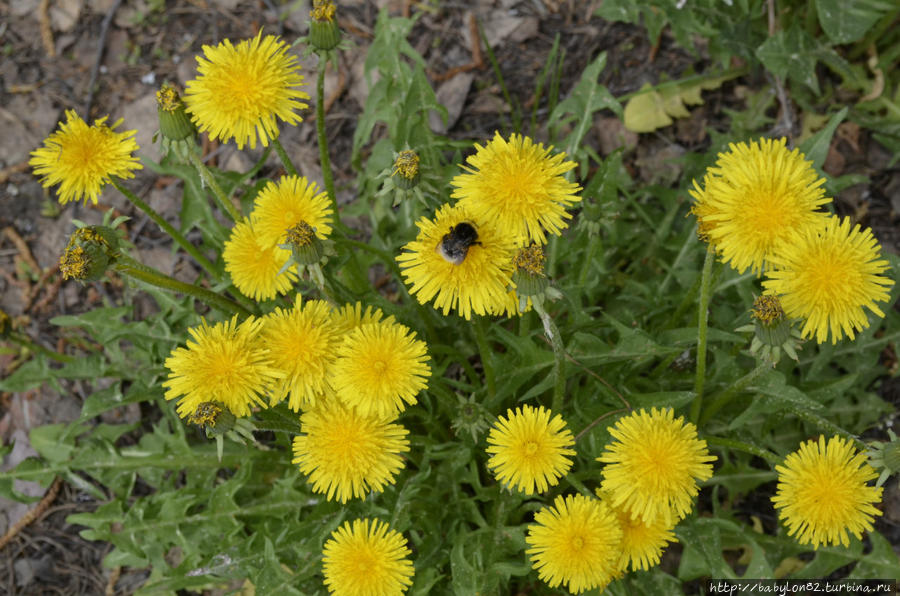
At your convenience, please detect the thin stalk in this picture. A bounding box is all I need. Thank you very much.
[533,297,566,414]
[690,244,715,425]
[700,360,770,426]
[112,180,219,279]
[8,332,75,363]
[184,150,242,222]
[316,53,340,225]
[703,436,780,464]
[271,136,299,177]
[472,317,496,399]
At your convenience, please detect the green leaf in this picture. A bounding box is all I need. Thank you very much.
[797,106,848,171]
[815,0,896,44]
[756,25,821,94]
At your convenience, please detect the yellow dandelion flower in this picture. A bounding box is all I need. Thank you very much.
[223,219,297,300]
[596,489,677,572]
[688,137,831,275]
[598,408,717,526]
[29,109,142,206]
[396,203,516,320]
[292,400,409,503]
[251,175,332,249]
[163,316,283,418]
[485,405,575,495]
[772,435,883,549]
[322,518,414,596]
[763,215,894,344]
[525,494,622,594]
[261,296,341,411]
[451,132,581,245]
[183,31,309,150]
[331,320,431,418]
[330,302,390,335]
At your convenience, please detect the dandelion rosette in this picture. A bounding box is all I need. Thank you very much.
[598,408,716,526]
[772,435,883,549]
[485,405,575,495]
[451,132,582,245]
[163,316,283,418]
[396,203,516,320]
[183,31,309,150]
[763,215,894,344]
[688,137,830,275]
[30,109,142,206]
[251,175,333,249]
[322,518,414,596]
[292,400,409,503]
[525,494,623,594]
[223,219,297,300]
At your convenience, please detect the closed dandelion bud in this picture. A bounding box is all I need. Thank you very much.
[751,295,791,347]
[60,226,119,281]
[285,221,325,265]
[156,83,196,142]
[0,309,11,339]
[450,394,491,442]
[512,244,549,297]
[188,401,236,435]
[310,0,341,51]
[392,150,420,190]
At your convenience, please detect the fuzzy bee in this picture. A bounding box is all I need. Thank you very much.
[436,222,480,265]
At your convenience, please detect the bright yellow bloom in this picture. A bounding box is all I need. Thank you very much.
[330,302,390,335]
[250,175,332,249]
[260,296,340,411]
[331,320,431,418]
[763,215,894,344]
[183,31,309,149]
[451,132,581,245]
[396,203,516,320]
[29,109,142,205]
[689,137,830,275]
[596,490,677,572]
[292,401,409,503]
[598,408,716,526]
[772,435,882,549]
[485,405,575,495]
[223,219,297,300]
[525,494,622,594]
[322,518,414,596]
[163,316,283,418]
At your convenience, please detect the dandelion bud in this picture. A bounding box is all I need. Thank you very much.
[512,244,549,297]
[310,0,341,51]
[59,226,119,281]
[392,150,420,190]
[285,221,325,266]
[750,295,790,347]
[188,401,236,435]
[156,83,196,142]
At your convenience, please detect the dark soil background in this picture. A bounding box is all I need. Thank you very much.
[1,0,899,594]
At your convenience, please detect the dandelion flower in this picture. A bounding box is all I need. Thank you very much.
[251,175,332,249]
[30,109,142,206]
[763,215,894,344]
[322,518,414,596]
[452,132,581,244]
[396,203,516,320]
[525,494,622,594]
[689,137,830,275]
[184,31,309,150]
[596,490,677,572]
[772,435,882,549]
[598,408,716,526]
[331,320,431,418]
[223,219,297,300]
[163,316,283,418]
[330,302,390,335]
[485,405,575,495]
[292,401,409,503]
[261,296,340,411]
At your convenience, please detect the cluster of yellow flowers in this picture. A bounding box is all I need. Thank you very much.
[690,138,894,344]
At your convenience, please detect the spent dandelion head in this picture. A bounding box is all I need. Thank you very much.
[391,149,420,190]
[251,175,332,249]
[30,109,142,206]
[183,31,309,150]
[309,0,341,51]
[322,518,414,596]
[223,219,298,301]
[156,83,196,142]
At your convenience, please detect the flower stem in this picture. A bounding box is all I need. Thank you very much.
[316,52,340,227]
[700,360,770,426]
[703,436,780,464]
[8,332,74,363]
[472,317,496,400]
[112,180,219,280]
[533,296,566,414]
[184,149,243,222]
[114,255,251,318]
[271,136,299,177]
[690,244,715,425]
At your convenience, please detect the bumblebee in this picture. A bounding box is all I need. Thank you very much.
[437,222,480,265]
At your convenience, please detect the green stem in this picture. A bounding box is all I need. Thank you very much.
[185,150,243,222]
[533,296,566,414]
[112,180,219,280]
[271,137,299,177]
[690,244,715,425]
[316,53,340,226]
[472,317,496,400]
[8,332,75,363]
[114,256,251,318]
[700,360,770,426]
[703,436,780,464]
[577,234,600,287]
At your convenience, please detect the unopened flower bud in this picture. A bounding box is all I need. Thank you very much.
[310,0,341,51]
[188,401,236,435]
[285,221,325,266]
[60,226,119,281]
[156,83,196,142]
[512,244,549,297]
[392,150,420,190]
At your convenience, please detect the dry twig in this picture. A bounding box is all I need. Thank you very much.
[38,0,55,57]
[0,477,63,551]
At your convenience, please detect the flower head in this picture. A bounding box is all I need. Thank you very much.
[763,215,894,344]
[322,518,414,596]
[396,203,516,320]
[598,408,716,526]
[223,219,297,301]
[525,494,622,594]
[261,296,341,411]
[30,109,142,205]
[163,316,283,418]
[596,490,677,572]
[688,137,830,275]
[251,175,332,249]
[330,302,390,335]
[292,401,409,503]
[485,405,575,495]
[451,132,581,245]
[331,319,431,418]
[772,435,883,549]
[184,31,309,149]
